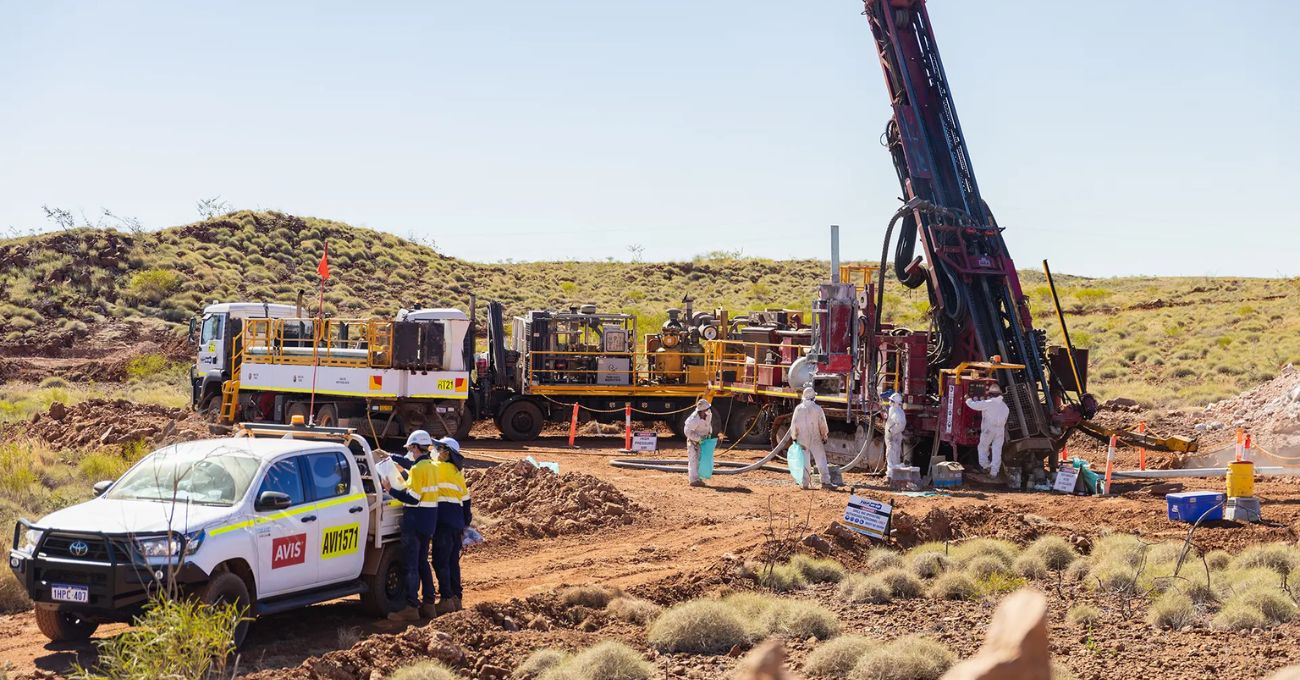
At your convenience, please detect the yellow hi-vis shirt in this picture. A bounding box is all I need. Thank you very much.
[406,458,440,507]
[433,460,472,529]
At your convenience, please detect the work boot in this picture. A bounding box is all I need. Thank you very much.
[419,603,441,618]
[387,606,420,623]
[820,482,841,491]
[435,598,457,615]
[689,480,706,488]
[450,596,463,612]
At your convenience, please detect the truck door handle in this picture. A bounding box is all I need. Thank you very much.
[300,515,317,523]
[349,506,364,513]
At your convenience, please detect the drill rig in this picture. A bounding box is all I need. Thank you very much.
[860,0,1096,474]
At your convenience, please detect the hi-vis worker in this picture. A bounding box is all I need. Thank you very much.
[381,430,439,621]
[884,392,907,472]
[431,437,471,615]
[791,387,833,490]
[683,399,713,487]
[966,384,1010,477]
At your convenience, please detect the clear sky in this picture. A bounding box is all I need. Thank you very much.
[2,1,1297,276]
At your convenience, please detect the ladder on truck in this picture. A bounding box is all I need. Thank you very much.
[219,346,243,425]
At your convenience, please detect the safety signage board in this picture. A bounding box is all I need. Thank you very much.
[843,494,892,541]
[1053,466,1080,494]
[631,431,658,452]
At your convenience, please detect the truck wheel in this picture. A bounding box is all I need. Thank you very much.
[315,404,338,428]
[727,403,771,446]
[498,400,543,441]
[284,402,310,426]
[198,393,221,423]
[360,543,406,617]
[201,572,253,647]
[34,606,99,642]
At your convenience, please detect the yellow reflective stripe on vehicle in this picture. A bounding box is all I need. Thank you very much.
[209,493,367,536]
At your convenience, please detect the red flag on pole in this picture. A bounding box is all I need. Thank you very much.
[317,242,330,280]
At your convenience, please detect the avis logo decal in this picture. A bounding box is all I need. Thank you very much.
[321,523,360,559]
[271,533,307,569]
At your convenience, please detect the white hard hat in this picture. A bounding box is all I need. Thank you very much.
[802,387,817,400]
[435,436,461,455]
[696,399,712,411]
[405,430,434,448]
[889,392,903,405]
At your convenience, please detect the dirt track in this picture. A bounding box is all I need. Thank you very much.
[7,434,1300,678]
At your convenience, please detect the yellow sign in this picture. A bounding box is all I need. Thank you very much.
[320,523,360,559]
[437,378,454,391]
[369,375,383,391]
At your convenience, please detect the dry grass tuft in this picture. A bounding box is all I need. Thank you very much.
[1205,550,1232,571]
[838,574,892,604]
[875,568,924,599]
[950,538,1019,568]
[804,635,874,678]
[864,548,906,572]
[1211,600,1270,631]
[605,597,662,625]
[648,599,747,654]
[1232,587,1297,624]
[1230,543,1300,577]
[759,599,841,640]
[910,552,950,580]
[1023,535,1078,571]
[1090,533,1146,568]
[965,555,1011,581]
[757,563,809,592]
[1147,591,1196,630]
[558,584,623,609]
[848,636,954,680]
[513,650,570,679]
[1013,552,1049,580]
[546,641,652,680]
[790,554,847,584]
[1066,603,1101,628]
[927,572,979,601]
[390,661,460,680]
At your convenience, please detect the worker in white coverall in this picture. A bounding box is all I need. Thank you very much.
[683,399,713,487]
[884,392,907,473]
[791,387,833,490]
[966,384,1010,477]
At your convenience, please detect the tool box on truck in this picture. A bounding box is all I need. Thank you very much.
[1166,491,1224,523]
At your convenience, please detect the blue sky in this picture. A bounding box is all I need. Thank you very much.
[2,1,1296,276]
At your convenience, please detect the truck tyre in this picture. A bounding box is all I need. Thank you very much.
[498,400,544,441]
[201,571,253,647]
[34,606,99,642]
[284,402,310,426]
[360,543,406,617]
[315,404,338,428]
[726,403,770,446]
[198,393,221,423]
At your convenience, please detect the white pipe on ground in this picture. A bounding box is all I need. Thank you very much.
[1112,466,1300,479]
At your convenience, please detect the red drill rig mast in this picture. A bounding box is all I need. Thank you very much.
[859,0,1096,474]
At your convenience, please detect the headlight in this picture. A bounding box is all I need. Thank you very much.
[184,529,205,556]
[20,528,42,554]
[135,536,180,558]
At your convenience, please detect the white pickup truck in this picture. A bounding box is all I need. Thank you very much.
[8,422,407,645]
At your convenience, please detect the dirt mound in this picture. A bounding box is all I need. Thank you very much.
[467,460,641,541]
[21,399,209,450]
[1195,364,1300,456]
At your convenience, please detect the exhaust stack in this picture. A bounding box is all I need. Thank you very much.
[830,225,840,283]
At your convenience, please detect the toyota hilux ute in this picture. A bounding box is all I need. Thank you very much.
[8,422,407,645]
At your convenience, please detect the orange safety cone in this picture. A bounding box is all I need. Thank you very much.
[1104,435,1117,495]
[623,403,633,452]
[1235,427,1244,463]
[568,402,580,448]
[1138,421,1147,471]
[1060,445,1070,464]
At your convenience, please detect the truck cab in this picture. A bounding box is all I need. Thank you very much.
[8,423,407,646]
[192,303,300,416]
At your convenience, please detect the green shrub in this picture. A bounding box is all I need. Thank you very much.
[838,574,892,604]
[38,376,68,389]
[876,568,924,599]
[928,572,979,601]
[70,596,243,680]
[1066,603,1101,627]
[513,650,569,679]
[605,597,661,625]
[910,552,950,579]
[848,636,954,680]
[127,269,182,303]
[790,554,847,584]
[125,353,169,381]
[648,600,747,654]
[558,584,622,609]
[390,661,460,680]
[1147,592,1196,630]
[977,572,1027,596]
[78,452,132,482]
[805,635,873,678]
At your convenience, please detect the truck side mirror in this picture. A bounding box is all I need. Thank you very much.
[93,480,113,496]
[255,491,292,511]
[188,317,197,345]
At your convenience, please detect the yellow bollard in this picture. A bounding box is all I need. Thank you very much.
[1227,460,1255,498]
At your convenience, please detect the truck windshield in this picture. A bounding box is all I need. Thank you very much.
[106,446,261,506]
[200,314,224,343]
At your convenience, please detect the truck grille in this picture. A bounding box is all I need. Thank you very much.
[41,533,132,562]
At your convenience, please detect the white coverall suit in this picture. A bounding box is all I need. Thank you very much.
[790,393,831,489]
[884,399,907,471]
[965,395,1010,477]
[683,408,713,485]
